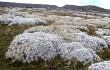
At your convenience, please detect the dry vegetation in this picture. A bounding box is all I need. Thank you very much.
[0,7,110,70]
[51,11,88,19]
[0,7,8,15]
[0,25,110,70]
[0,25,89,70]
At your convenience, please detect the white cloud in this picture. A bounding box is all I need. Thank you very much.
[99,0,110,5]
[1,0,110,9]
[98,0,110,9]
[0,0,91,7]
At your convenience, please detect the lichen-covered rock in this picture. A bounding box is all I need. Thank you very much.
[74,32,108,51]
[58,42,101,64]
[6,32,64,63]
[88,61,110,70]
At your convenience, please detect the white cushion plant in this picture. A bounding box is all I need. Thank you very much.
[102,36,110,46]
[74,32,108,51]
[58,42,101,64]
[88,61,110,70]
[0,14,47,26]
[6,32,64,63]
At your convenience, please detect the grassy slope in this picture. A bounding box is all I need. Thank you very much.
[0,7,110,70]
[0,25,110,70]
[0,25,89,70]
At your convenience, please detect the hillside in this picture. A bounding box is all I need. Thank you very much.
[0,3,110,70]
[0,1,110,14]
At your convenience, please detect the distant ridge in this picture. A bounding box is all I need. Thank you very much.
[0,1,110,14]
[0,1,59,10]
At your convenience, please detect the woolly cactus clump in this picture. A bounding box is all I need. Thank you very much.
[0,14,47,26]
[24,26,54,34]
[74,32,108,51]
[96,28,110,36]
[8,16,47,26]
[6,32,64,63]
[88,61,110,70]
[0,15,13,24]
[58,42,101,64]
[102,36,110,46]
[24,25,79,42]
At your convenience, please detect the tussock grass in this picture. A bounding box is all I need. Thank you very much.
[51,11,74,17]
[97,45,110,60]
[45,20,55,26]
[0,25,31,70]
[51,11,89,19]
[79,26,99,36]
[0,9,8,15]
[18,8,29,12]
[87,26,97,36]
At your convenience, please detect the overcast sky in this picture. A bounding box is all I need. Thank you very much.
[0,0,110,9]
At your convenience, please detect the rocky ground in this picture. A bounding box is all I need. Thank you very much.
[0,6,110,70]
